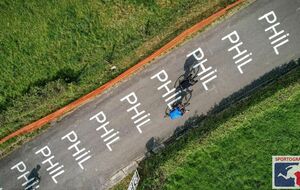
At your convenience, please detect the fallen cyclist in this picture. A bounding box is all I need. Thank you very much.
[166,102,189,120]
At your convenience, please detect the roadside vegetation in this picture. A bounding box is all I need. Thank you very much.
[112,66,300,190]
[0,0,237,154]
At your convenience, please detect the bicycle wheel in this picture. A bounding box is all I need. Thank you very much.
[164,106,171,117]
[190,65,200,79]
[174,74,185,88]
[180,90,192,106]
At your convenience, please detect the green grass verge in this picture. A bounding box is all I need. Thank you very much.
[0,0,236,149]
[112,67,300,189]
[112,173,134,190]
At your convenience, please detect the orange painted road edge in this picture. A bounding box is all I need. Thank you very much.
[0,0,244,144]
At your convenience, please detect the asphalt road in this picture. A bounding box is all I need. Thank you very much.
[1,0,300,189]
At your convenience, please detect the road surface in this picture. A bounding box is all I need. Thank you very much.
[1,0,300,189]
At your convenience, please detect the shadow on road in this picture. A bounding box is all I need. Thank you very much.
[25,165,41,190]
[145,137,165,155]
[174,55,199,94]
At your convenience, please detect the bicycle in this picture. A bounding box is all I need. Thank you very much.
[174,66,199,92]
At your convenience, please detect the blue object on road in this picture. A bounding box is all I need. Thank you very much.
[169,107,183,120]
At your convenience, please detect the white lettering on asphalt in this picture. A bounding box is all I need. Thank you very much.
[35,146,64,184]
[187,47,217,90]
[222,30,253,74]
[258,11,290,55]
[10,161,40,189]
[89,111,120,151]
[120,92,151,134]
[61,131,92,170]
[151,70,181,109]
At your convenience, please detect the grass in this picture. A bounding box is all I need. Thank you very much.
[0,0,237,150]
[111,66,300,189]
[112,173,134,190]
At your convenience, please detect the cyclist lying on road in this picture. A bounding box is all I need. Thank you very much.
[168,102,189,120]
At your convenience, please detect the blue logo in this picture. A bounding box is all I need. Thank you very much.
[273,156,300,189]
